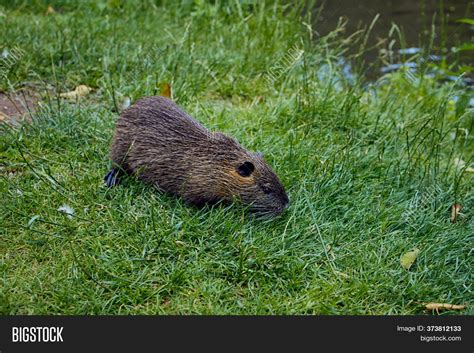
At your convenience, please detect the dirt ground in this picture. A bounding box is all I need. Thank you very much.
[0,90,39,124]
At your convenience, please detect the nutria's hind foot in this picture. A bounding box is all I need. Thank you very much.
[104,168,121,187]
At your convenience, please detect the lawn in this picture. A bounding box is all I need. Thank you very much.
[0,0,472,314]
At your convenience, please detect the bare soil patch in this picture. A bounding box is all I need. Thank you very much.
[0,90,39,124]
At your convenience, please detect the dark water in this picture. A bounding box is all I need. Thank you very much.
[313,0,473,81]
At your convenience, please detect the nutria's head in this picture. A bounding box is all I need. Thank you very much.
[224,151,289,218]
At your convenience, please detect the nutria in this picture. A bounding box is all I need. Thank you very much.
[105,96,289,218]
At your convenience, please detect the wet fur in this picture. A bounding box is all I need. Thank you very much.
[109,96,288,217]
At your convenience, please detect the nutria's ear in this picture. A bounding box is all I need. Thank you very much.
[236,161,255,177]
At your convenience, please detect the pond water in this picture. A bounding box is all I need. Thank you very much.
[312,0,473,82]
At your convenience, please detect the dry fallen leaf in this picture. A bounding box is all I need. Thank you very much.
[160,83,172,99]
[450,203,462,223]
[425,303,466,312]
[75,85,91,96]
[0,111,8,121]
[60,85,91,100]
[400,248,420,270]
[46,6,56,15]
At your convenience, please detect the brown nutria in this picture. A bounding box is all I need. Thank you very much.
[105,96,289,218]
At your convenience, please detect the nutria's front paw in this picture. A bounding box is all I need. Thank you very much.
[104,168,121,187]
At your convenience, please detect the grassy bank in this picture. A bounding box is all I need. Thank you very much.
[1,1,472,314]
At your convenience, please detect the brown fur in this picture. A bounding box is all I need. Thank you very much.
[109,96,289,217]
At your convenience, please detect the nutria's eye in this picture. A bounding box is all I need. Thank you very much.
[236,161,255,177]
[262,185,272,194]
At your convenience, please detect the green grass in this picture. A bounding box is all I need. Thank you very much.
[1,0,473,314]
